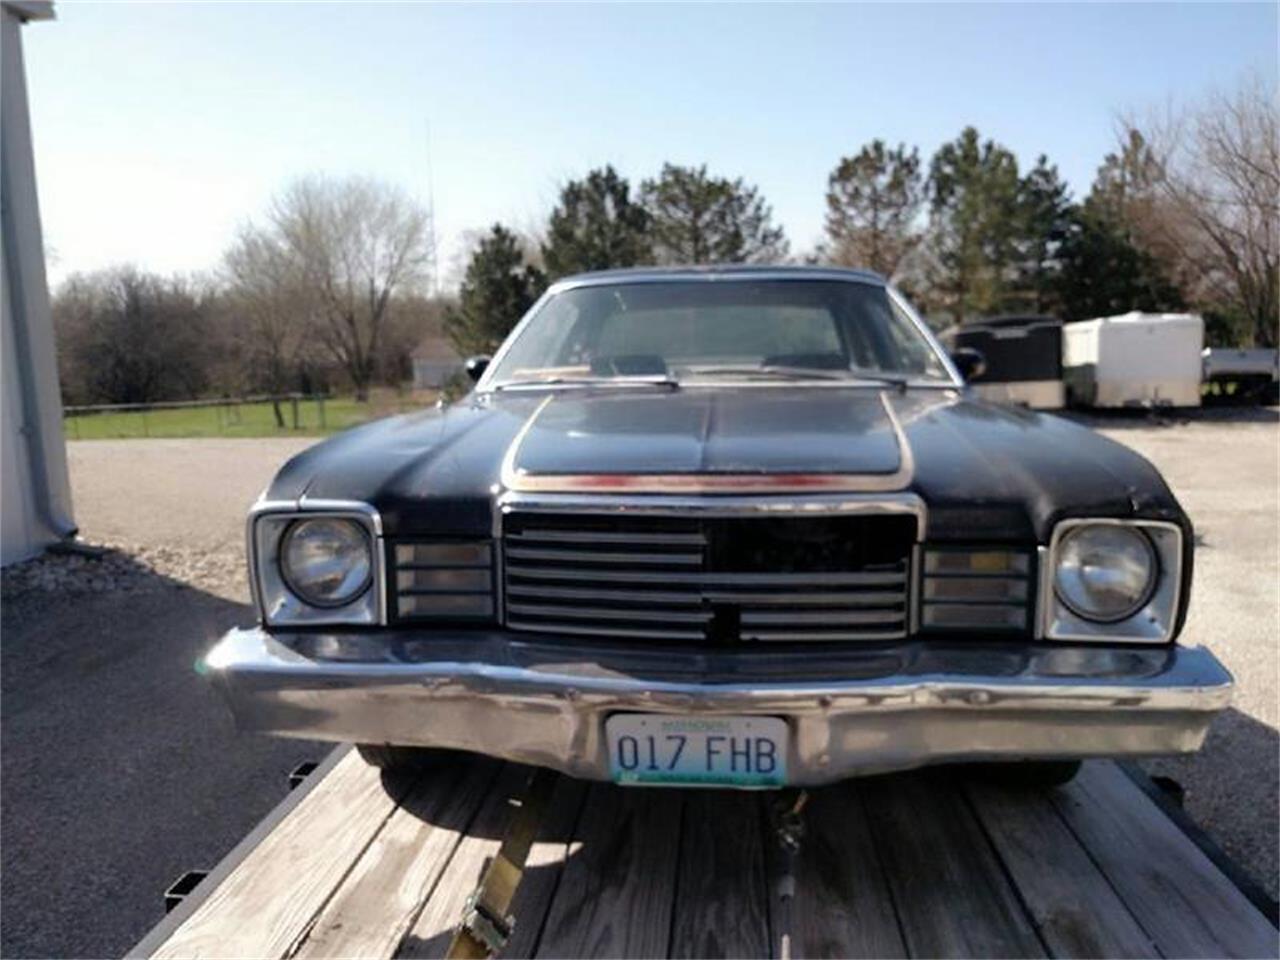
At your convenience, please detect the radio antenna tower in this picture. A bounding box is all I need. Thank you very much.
[425,118,439,297]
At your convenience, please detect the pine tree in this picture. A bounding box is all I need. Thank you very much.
[444,225,546,355]
[823,140,923,278]
[1012,156,1073,314]
[1053,208,1184,321]
[640,163,788,265]
[541,166,651,279]
[925,127,1023,322]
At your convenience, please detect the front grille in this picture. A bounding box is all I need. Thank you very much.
[502,512,915,642]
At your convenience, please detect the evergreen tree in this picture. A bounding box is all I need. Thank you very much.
[1051,134,1185,322]
[541,166,651,278]
[1086,129,1165,230]
[1053,209,1184,321]
[823,140,923,278]
[444,225,546,355]
[640,163,788,265]
[925,127,1023,322]
[1012,156,1073,314]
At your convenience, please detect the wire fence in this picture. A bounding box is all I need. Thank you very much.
[62,393,423,440]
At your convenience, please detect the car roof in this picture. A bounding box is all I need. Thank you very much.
[548,264,886,291]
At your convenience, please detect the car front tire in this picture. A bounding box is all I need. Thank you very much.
[970,760,1082,789]
[356,743,452,771]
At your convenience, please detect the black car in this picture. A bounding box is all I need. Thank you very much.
[205,266,1231,789]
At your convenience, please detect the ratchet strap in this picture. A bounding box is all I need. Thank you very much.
[771,790,810,960]
[446,767,559,959]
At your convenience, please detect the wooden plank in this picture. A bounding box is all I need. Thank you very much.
[766,782,907,960]
[151,750,414,960]
[534,784,684,959]
[965,778,1159,959]
[395,764,533,959]
[669,790,770,959]
[1051,761,1279,959]
[292,756,502,959]
[861,771,1047,959]
[502,775,590,959]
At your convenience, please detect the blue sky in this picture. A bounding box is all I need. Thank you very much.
[23,1,1278,288]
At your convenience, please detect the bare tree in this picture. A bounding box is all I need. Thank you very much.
[223,226,313,425]
[267,176,434,399]
[1129,76,1279,346]
[52,267,217,405]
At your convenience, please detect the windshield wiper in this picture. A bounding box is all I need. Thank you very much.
[492,374,680,391]
[686,364,856,382]
[687,365,949,389]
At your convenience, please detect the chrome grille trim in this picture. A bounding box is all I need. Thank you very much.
[501,505,917,643]
[501,567,906,587]
[506,529,707,546]
[504,547,704,565]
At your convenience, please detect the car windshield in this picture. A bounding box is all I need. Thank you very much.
[485,279,952,388]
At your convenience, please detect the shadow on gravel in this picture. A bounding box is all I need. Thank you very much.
[0,554,321,959]
[1143,707,1280,901]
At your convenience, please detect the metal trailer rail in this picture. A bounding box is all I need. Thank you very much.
[130,748,1278,960]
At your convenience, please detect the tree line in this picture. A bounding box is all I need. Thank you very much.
[54,176,443,415]
[54,75,1275,407]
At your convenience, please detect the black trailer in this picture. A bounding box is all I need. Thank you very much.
[942,315,1065,409]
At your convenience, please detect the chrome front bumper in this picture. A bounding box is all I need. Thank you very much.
[204,628,1233,785]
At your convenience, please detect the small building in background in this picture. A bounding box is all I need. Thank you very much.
[2,0,76,566]
[1063,312,1204,409]
[411,334,463,390]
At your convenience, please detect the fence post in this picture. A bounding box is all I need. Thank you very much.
[291,395,300,430]
[141,409,149,438]
[318,396,326,430]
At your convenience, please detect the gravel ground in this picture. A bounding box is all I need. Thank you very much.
[64,437,316,562]
[1,416,1275,957]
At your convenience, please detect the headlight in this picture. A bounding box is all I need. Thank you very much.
[1053,524,1157,622]
[280,518,373,607]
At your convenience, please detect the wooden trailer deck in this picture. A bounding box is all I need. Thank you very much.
[134,748,1277,960]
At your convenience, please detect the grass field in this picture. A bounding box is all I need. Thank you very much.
[63,394,432,440]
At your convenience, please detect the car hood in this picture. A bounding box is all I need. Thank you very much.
[266,387,1184,542]
[507,389,903,480]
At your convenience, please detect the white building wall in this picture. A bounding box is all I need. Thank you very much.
[1,1,75,565]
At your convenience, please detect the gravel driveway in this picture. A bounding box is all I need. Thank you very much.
[1,415,1276,957]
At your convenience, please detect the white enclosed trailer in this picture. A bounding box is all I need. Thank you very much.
[1063,312,1204,408]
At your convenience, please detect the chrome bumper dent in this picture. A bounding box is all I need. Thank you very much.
[204,628,1233,786]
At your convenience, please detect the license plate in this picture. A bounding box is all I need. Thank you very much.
[605,714,788,788]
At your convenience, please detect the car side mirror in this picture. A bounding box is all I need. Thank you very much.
[950,347,987,382]
[465,356,491,383]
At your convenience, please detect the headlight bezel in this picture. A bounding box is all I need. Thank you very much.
[1040,518,1184,644]
[249,500,385,627]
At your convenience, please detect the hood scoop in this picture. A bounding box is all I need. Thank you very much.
[502,389,912,494]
